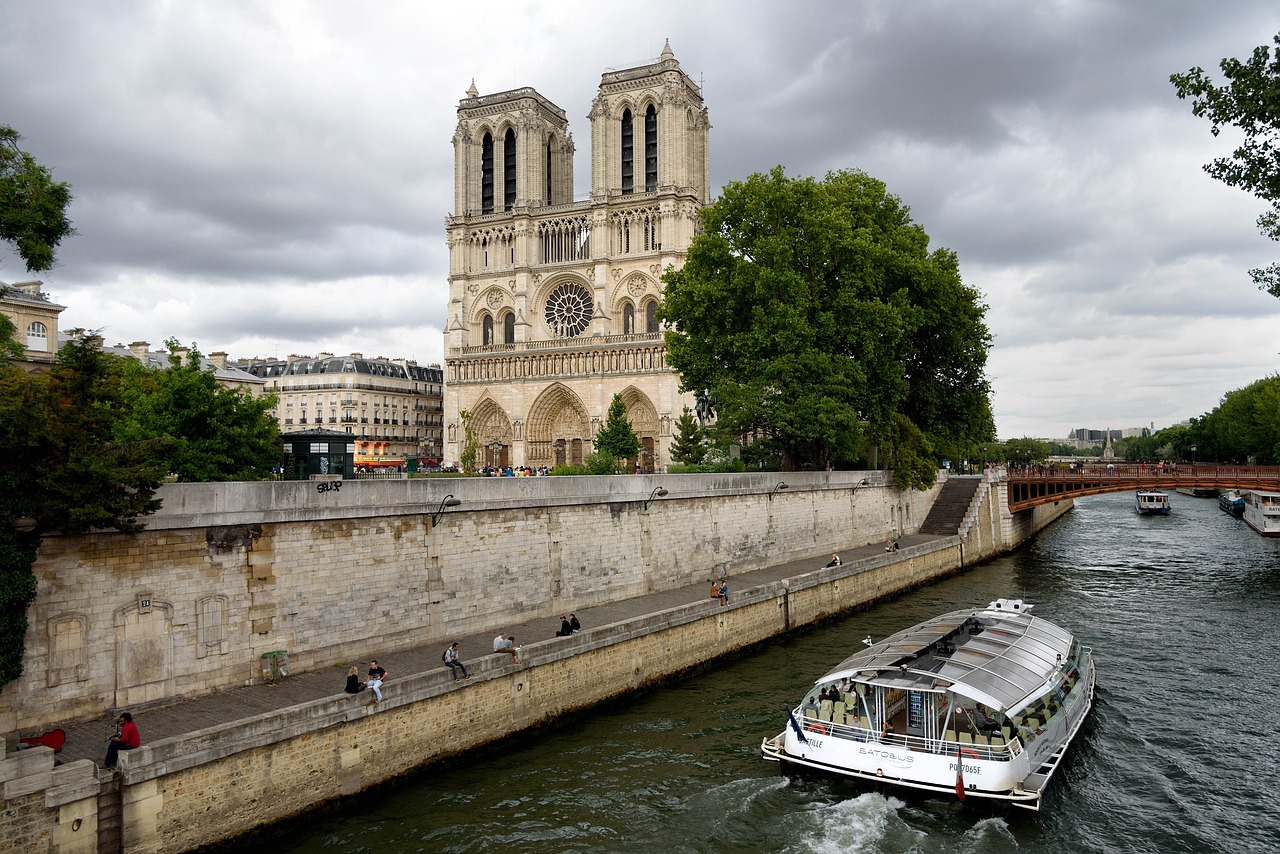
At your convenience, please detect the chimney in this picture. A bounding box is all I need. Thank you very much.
[209,351,229,369]
[128,341,150,360]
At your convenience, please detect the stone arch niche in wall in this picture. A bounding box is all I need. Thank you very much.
[526,382,590,466]
[618,385,660,470]
[113,596,174,707]
[46,612,89,687]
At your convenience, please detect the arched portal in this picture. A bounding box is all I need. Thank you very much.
[526,383,591,467]
[468,396,514,469]
[617,385,660,471]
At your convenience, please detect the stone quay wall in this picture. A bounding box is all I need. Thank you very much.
[0,470,1069,853]
[3,471,936,734]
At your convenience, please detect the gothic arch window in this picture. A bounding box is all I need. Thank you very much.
[481,132,495,214]
[645,300,658,333]
[502,311,515,344]
[503,128,516,211]
[26,321,48,351]
[621,109,634,195]
[645,104,658,192]
[545,140,553,203]
[623,302,635,335]
[544,281,593,338]
[482,314,494,346]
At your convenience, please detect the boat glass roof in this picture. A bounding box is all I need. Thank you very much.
[819,602,1074,712]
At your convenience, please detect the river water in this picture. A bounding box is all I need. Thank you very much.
[264,490,1280,854]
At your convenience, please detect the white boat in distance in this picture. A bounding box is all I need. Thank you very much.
[1135,490,1171,515]
[1243,489,1280,537]
[761,599,1096,810]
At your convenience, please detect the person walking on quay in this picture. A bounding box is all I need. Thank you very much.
[344,666,366,695]
[103,712,140,768]
[444,643,470,680]
[367,660,388,703]
[493,633,520,663]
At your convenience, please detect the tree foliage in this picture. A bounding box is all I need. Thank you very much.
[593,393,641,465]
[668,405,707,466]
[1182,374,1280,464]
[1172,33,1280,296]
[115,339,281,482]
[660,167,993,486]
[0,125,74,273]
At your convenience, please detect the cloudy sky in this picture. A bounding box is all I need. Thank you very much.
[3,0,1278,440]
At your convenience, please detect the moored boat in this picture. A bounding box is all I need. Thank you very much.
[1135,490,1171,515]
[1218,489,1245,517]
[1243,490,1280,537]
[760,599,1096,811]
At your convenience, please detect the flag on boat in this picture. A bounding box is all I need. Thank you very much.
[786,707,810,745]
[955,747,966,802]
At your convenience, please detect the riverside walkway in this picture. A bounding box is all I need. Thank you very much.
[34,534,937,767]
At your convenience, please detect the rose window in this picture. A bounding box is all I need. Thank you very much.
[544,282,593,337]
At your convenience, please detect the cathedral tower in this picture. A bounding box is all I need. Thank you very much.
[443,42,710,471]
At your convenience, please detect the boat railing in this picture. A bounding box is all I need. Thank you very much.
[800,709,1021,761]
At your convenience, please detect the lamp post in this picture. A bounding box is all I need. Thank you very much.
[488,440,503,470]
[431,494,461,526]
[768,481,789,501]
[1190,445,1197,467]
[643,486,668,511]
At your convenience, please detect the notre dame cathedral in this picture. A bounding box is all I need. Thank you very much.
[442,41,710,471]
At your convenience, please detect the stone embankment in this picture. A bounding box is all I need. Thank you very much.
[0,470,1070,853]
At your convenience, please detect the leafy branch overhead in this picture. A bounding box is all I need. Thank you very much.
[0,125,75,273]
[1172,32,1280,297]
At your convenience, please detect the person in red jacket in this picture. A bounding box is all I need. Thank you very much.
[104,712,140,768]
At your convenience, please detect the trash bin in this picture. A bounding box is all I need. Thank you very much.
[260,650,289,682]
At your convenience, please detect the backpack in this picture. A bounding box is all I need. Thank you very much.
[441,650,448,662]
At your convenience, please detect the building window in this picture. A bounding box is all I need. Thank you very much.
[623,303,635,335]
[645,301,658,333]
[504,128,516,211]
[481,132,494,214]
[483,314,494,346]
[645,105,658,192]
[503,312,515,344]
[621,109,634,195]
[26,321,48,351]
[545,141,553,203]
[544,281,594,338]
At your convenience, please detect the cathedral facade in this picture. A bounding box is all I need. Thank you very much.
[442,42,710,471]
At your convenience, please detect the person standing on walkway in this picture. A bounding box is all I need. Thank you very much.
[103,712,140,768]
[444,643,470,680]
[367,660,387,703]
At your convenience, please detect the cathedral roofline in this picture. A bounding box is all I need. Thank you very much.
[458,85,568,122]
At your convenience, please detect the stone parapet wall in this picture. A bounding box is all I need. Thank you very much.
[3,472,936,734]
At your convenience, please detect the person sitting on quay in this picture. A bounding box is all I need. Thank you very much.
[493,633,521,663]
[103,711,140,769]
[556,616,574,637]
[718,579,729,606]
[344,666,366,695]
[443,643,470,680]
[825,553,842,568]
[569,613,581,633]
[367,660,388,704]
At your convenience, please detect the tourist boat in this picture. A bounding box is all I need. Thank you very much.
[1218,489,1245,517]
[1243,489,1280,537]
[760,599,1096,811]
[1134,490,1171,515]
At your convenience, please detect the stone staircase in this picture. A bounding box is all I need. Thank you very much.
[919,476,983,535]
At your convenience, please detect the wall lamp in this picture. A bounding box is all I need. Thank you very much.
[643,486,668,511]
[768,481,789,501]
[431,494,461,525]
[852,478,870,492]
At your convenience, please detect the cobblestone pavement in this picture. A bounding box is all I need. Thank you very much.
[23,534,936,767]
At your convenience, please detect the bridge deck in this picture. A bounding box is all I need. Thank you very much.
[1005,465,1280,512]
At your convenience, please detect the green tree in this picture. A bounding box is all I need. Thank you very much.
[0,333,170,685]
[668,405,706,465]
[593,393,641,466]
[0,125,74,273]
[661,166,993,483]
[1190,374,1280,464]
[115,339,281,481]
[1172,34,1280,296]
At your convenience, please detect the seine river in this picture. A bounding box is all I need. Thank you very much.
[264,489,1280,854]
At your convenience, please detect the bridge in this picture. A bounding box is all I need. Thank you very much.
[1005,464,1280,512]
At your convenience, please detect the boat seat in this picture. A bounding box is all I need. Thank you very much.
[959,732,973,745]
[1002,726,1013,742]
[974,733,989,746]
[859,715,871,730]
[944,729,957,743]
[990,735,1005,748]
[804,709,818,720]
[819,707,833,723]
[1026,717,1040,730]
[832,701,846,720]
